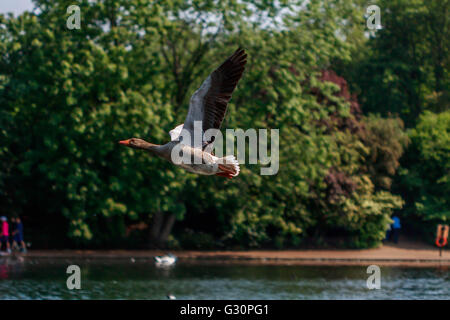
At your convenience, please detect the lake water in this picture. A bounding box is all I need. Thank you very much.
[0,257,448,299]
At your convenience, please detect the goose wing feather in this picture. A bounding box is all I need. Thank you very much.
[180,47,247,148]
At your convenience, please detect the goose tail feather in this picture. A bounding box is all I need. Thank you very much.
[216,155,240,178]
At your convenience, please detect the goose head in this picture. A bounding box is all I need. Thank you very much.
[119,138,160,153]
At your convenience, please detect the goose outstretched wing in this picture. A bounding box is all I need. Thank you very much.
[175,47,247,148]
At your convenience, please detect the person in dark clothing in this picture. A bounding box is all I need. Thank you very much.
[10,217,17,246]
[11,216,26,253]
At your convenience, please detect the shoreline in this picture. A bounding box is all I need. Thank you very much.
[4,243,449,267]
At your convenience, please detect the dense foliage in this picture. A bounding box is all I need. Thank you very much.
[395,111,450,240]
[337,0,449,240]
[339,0,449,128]
[0,0,446,249]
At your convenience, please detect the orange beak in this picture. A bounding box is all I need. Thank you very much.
[119,139,131,146]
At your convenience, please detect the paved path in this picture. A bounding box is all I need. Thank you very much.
[19,241,450,267]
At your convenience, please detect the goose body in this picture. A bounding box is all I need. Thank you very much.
[119,48,247,178]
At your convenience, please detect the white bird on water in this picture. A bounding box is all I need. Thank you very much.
[154,253,177,267]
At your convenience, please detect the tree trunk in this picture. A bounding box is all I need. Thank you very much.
[149,211,163,247]
[159,213,176,244]
[148,212,176,248]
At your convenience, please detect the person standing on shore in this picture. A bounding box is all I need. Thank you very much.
[0,216,11,254]
[391,215,401,244]
[11,216,27,253]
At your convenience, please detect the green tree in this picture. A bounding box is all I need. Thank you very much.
[360,115,410,190]
[339,0,449,127]
[396,111,450,239]
[0,0,406,249]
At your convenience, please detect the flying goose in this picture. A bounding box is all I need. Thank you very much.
[119,47,247,178]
